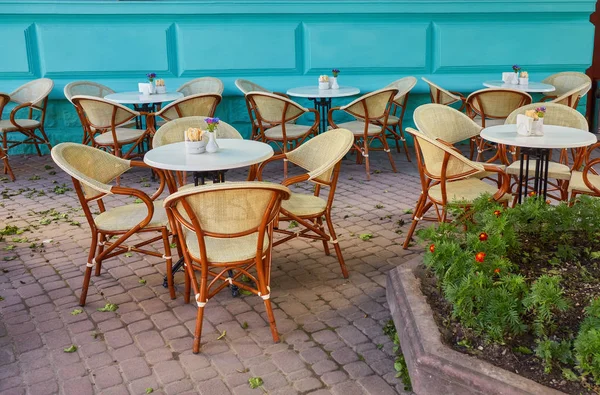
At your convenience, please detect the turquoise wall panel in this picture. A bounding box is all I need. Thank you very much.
[178,22,301,75]
[37,22,171,77]
[304,21,430,74]
[0,23,35,77]
[0,0,595,155]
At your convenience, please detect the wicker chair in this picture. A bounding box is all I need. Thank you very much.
[379,77,417,160]
[64,81,137,144]
[550,82,592,109]
[256,128,354,278]
[328,88,398,180]
[466,88,532,163]
[403,128,510,249]
[163,182,291,353]
[72,95,148,159]
[422,77,466,111]
[1,78,53,156]
[0,93,14,181]
[505,103,589,201]
[235,79,295,141]
[413,103,481,161]
[568,142,600,201]
[177,77,224,96]
[51,142,175,304]
[247,92,319,177]
[541,72,592,100]
[149,93,222,133]
[153,116,243,189]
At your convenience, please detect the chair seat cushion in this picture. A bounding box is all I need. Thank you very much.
[569,171,600,193]
[429,178,511,203]
[281,192,327,217]
[185,231,269,263]
[94,200,168,231]
[264,124,312,140]
[336,121,382,136]
[94,128,146,145]
[506,161,571,180]
[381,115,400,125]
[472,116,505,127]
[0,119,40,131]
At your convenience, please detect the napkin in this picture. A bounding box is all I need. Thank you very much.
[138,83,151,96]
[502,72,513,83]
[516,114,532,136]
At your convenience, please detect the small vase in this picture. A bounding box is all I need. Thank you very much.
[206,132,219,153]
[148,82,156,94]
[532,118,544,136]
[511,73,519,85]
[331,77,339,89]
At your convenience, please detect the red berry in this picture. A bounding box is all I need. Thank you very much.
[479,232,488,242]
[475,252,486,263]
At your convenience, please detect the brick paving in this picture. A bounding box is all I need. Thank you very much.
[0,151,423,395]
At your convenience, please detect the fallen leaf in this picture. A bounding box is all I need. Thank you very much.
[63,345,77,353]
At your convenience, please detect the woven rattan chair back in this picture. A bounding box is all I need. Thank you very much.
[551,83,591,109]
[542,72,592,97]
[157,93,221,121]
[153,116,242,148]
[51,142,131,200]
[467,88,532,122]
[286,128,354,184]
[64,81,115,103]
[247,92,306,124]
[72,95,138,129]
[165,182,290,237]
[386,76,417,103]
[422,77,461,105]
[341,88,397,120]
[10,78,53,106]
[0,93,14,180]
[505,103,588,130]
[0,93,9,116]
[177,77,224,96]
[407,127,482,180]
[414,103,482,145]
[235,79,271,95]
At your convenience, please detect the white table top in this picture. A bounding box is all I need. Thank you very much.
[482,80,555,93]
[481,124,596,149]
[286,86,360,99]
[104,91,183,105]
[144,139,274,172]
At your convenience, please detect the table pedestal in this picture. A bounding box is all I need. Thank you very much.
[163,170,240,297]
[311,97,332,134]
[517,147,550,203]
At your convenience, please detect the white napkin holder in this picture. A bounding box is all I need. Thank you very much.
[318,81,330,90]
[516,114,533,136]
[138,83,152,96]
[155,86,166,94]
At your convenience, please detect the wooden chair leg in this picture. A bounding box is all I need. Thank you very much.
[1,149,14,181]
[192,303,206,354]
[363,140,371,180]
[382,135,397,173]
[316,217,330,256]
[94,234,106,276]
[403,195,431,250]
[38,126,52,152]
[324,211,348,278]
[399,129,411,162]
[80,231,99,306]
[192,266,208,354]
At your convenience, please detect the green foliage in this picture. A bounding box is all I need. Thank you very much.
[382,320,412,391]
[535,339,573,374]
[63,345,77,353]
[359,233,373,241]
[574,297,600,383]
[523,275,569,337]
[248,377,263,389]
[97,303,118,312]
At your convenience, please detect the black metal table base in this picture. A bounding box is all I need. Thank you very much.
[311,97,332,134]
[162,170,239,297]
[517,147,550,204]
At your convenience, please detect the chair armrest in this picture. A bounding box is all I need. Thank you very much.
[110,186,155,229]
[273,92,290,99]
[307,108,320,129]
[540,96,555,102]
[10,102,34,125]
[130,161,166,200]
[256,153,287,180]
[327,106,342,130]
[281,173,310,187]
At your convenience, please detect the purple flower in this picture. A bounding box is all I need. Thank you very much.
[205,117,220,124]
[512,65,521,72]
[332,68,340,77]
[147,72,156,81]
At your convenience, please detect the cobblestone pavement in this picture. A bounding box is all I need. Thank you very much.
[0,151,424,395]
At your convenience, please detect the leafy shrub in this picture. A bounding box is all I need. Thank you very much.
[523,275,569,337]
[535,339,573,374]
[575,298,600,382]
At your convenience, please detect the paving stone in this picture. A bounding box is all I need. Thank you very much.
[197,378,232,395]
[357,375,398,395]
[136,330,165,352]
[153,360,186,384]
[344,361,374,378]
[120,357,152,381]
[331,347,359,365]
[293,377,323,392]
[321,370,349,385]
[271,350,306,374]
[312,359,338,375]
[104,328,133,349]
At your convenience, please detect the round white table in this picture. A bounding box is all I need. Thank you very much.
[105,91,184,130]
[287,86,360,133]
[481,124,596,202]
[482,80,555,93]
[145,138,274,291]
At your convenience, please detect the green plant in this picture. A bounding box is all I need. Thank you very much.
[523,275,569,337]
[574,297,600,383]
[383,320,412,391]
[97,303,118,312]
[534,339,572,374]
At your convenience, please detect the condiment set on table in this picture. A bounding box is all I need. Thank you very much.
[138,73,167,96]
[184,118,220,154]
[318,69,340,90]
[502,64,529,85]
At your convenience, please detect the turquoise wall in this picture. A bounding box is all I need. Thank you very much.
[0,0,595,154]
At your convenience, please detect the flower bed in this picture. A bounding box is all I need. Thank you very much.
[418,196,600,394]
